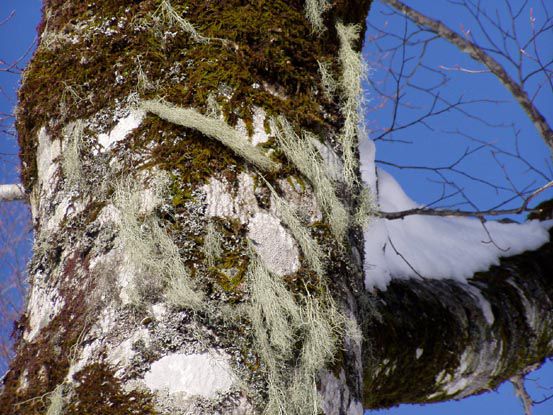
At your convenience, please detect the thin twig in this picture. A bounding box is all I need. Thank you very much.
[381,0,553,151]
[379,180,553,220]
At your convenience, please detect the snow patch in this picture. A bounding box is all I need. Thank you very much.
[143,352,235,398]
[247,212,300,276]
[359,137,552,290]
[98,109,144,150]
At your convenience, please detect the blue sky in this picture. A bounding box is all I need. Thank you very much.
[0,1,551,414]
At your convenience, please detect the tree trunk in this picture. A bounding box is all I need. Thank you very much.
[1,1,551,414]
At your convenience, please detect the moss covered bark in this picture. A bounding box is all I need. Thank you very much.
[7,1,374,414]
[7,0,553,413]
[361,228,553,408]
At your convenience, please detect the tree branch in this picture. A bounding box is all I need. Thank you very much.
[511,375,534,415]
[380,0,553,152]
[361,229,553,407]
[0,184,25,202]
[379,180,553,220]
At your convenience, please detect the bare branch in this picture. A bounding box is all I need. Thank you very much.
[381,0,553,151]
[379,180,553,220]
[511,375,533,415]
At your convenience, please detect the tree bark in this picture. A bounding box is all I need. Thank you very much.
[1,1,551,414]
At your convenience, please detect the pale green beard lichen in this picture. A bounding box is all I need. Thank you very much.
[304,0,329,33]
[206,93,223,119]
[248,249,345,415]
[203,221,223,267]
[155,0,209,44]
[136,56,155,92]
[355,185,377,228]
[113,175,204,310]
[336,22,365,190]
[263,177,326,276]
[270,116,349,242]
[141,99,278,172]
[45,384,66,415]
[317,59,337,99]
[62,120,85,191]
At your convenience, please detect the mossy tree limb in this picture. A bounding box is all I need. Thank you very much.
[361,229,553,408]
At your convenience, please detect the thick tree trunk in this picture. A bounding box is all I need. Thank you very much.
[1,1,551,414]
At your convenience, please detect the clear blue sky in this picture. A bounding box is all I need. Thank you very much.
[0,1,551,414]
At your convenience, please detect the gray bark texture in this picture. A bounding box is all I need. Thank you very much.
[1,1,551,414]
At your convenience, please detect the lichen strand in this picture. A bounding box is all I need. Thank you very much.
[18,0,343,189]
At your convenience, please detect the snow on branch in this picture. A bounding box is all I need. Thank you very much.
[362,168,552,290]
[0,184,25,202]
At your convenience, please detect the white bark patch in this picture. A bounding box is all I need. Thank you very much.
[203,178,235,219]
[465,284,495,325]
[203,173,259,224]
[431,341,503,399]
[24,275,65,341]
[98,109,145,150]
[44,198,84,233]
[506,279,540,332]
[320,370,363,415]
[36,127,61,194]
[347,400,364,415]
[247,212,300,276]
[152,303,167,320]
[118,252,136,305]
[143,352,235,398]
[311,139,343,182]
[95,203,120,226]
[274,177,322,223]
[235,107,269,146]
[107,328,151,371]
[67,340,101,380]
[16,369,29,393]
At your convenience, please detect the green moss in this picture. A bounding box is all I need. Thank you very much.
[65,363,157,415]
[0,251,93,415]
[136,116,242,195]
[18,0,341,190]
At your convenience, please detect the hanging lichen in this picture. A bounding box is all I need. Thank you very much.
[336,22,366,190]
[270,116,350,243]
